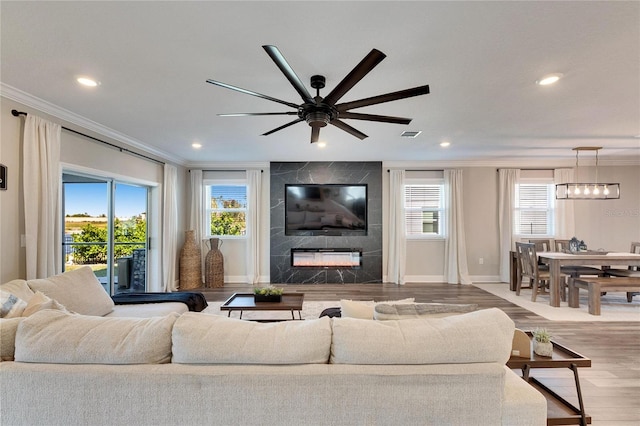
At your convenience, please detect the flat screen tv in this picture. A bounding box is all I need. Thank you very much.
[285,184,367,236]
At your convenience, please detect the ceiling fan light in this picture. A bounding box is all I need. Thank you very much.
[305,111,330,127]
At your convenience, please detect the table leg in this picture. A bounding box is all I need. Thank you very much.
[571,363,587,426]
[550,259,561,307]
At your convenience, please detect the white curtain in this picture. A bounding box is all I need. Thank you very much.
[23,114,62,279]
[554,168,575,239]
[443,169,471,284]
[188,169,204,280]
[387,170,406,284]
[246,170,262,284]
[162,164,178,292]
[498,169,520,282]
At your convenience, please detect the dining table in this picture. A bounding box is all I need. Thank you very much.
[538,251,640,307]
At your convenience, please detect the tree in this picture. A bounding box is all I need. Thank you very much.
[72,217,147,264]
[210,198,245,236]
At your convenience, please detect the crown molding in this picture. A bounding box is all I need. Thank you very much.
[1,83,187,166]
[384,157,640,169]
[187,161,270,170]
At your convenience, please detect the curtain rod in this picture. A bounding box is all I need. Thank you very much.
[190,169,263,173]
[387,169,444,172]
[496,168,554,172]
[12,109,165,166]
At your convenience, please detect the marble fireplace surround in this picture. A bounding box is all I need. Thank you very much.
[270,162,382,284]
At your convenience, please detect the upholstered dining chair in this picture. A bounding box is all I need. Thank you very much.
[515,242,563,302]
[554,239,606,278]
[604,242,640,302]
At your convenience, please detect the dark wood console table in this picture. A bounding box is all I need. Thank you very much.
[507,332,591,425]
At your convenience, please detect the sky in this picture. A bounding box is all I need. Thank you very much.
[64,183,147,218]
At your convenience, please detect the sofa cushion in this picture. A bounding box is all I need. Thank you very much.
[340,298,415,319]
[0,280,35,303]
[172,313,332,364]
[331,308,515,365]
[1,290,27,318]
[15,310,178,364]
[0,317,23,361]
[373,302,478,320]
[26,266,114,316]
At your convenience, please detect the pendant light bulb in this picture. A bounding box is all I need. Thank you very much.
[593,185,600,195]
[574,186,581,195]
[603,185,610,195]
[583,185,590,195]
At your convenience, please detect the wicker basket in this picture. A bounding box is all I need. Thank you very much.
[205,238,224,288]
[179,230,202,290]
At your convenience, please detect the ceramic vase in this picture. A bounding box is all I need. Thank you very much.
[533,340,553,357]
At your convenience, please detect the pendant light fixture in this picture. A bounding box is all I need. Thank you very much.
[556,147,620,200]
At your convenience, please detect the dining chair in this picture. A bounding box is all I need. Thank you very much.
[604,242,640,302]
[528,239,553,253]
[554,239,606,278]
[515,242,560,302]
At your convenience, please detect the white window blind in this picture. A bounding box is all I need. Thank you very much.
[404,183,444,237]
[205,183,248,237]
[515,183,553,235]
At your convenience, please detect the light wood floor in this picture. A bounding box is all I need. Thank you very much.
[194,282,640,425]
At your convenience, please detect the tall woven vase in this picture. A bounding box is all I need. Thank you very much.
[179,230,202,290]
[205,238,224,288]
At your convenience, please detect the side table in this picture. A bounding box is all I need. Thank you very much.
[507,332,591,425]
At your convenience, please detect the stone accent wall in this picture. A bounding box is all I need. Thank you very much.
[270,162,382,284]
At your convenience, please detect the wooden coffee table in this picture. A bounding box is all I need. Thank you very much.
[507,332,591,425]
[220,292,304,321]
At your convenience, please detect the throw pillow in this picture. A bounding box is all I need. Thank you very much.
[22,291,68,317]
[340,298,415,320]
[26,266,114,316]
[172,313,332,364]
[0,317,23,361]
[0,280,35,302]
[0,290,27,318]
[373,303,478,320]
[15,310,179,364]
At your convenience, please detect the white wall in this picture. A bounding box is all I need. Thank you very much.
[3,96,638,284]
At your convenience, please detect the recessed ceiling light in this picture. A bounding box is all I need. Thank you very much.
[536,73,563,86]
[76,77,100,87]
[440,141,451,147]
[317,142,327,148]
[401,131,422,138]
[191,143,202,149]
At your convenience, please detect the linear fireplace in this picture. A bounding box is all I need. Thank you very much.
[291,248,362,269]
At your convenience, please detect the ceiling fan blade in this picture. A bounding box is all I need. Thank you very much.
[338,112,412,125]
[330,119,368,140]
[263,45,315,104]
[337,85,430,111]
[206,79,299,109]
[322,49,386,106]
[262,118,304,136]
[311,126,320,143]
[218,112,298,117]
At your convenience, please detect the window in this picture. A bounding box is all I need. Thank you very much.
[205,182,248,237]
[515,181,554,236]
[62,173,149,295]
[404,181,444,238]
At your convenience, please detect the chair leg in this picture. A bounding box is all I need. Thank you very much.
[531,279,538,302]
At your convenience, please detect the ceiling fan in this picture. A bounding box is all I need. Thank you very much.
[206,45,430,143]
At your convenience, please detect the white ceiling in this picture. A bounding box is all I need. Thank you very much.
[2,1,639,166]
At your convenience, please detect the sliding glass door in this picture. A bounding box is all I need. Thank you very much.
[63,173,149,295]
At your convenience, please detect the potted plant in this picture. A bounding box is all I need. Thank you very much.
[253,285,284,302]
[532,328,553,357]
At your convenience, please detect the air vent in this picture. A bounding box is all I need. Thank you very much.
[401,131,422,138]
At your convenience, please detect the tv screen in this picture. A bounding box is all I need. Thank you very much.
[285,184,367,236]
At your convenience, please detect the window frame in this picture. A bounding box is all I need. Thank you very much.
[203,178,249,239]
[514,178,555,238]
[403,177,446,240]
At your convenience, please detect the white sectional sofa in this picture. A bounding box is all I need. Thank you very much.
[0,302,547,425]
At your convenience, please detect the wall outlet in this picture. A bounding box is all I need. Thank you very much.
[478,258,484,265]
